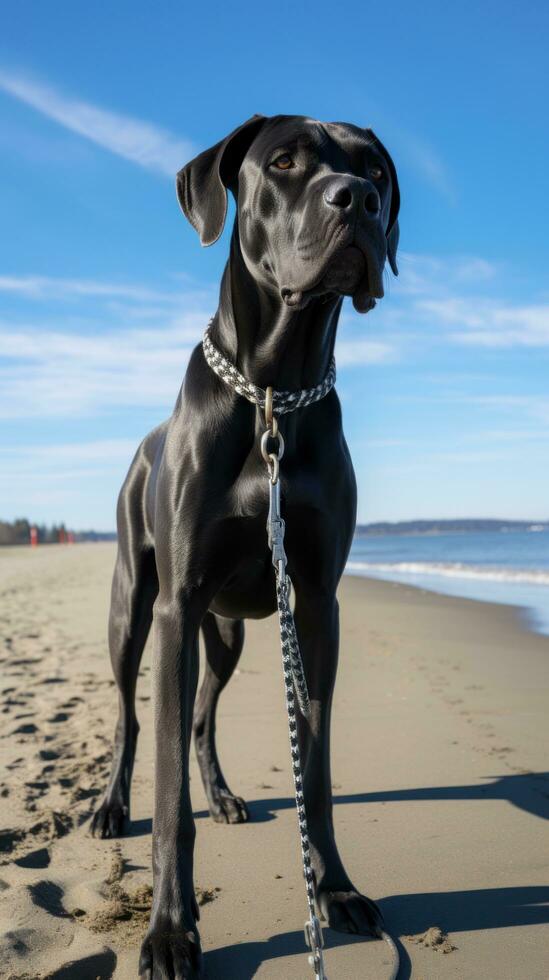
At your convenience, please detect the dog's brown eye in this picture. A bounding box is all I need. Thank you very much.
[273,154,294,170]
[369,167,383,181]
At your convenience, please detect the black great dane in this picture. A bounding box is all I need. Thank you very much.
[91,113,400,978]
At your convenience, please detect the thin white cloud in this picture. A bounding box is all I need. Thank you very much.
[466,428,549,444]
[336,338,396,366]
[0,304,209,417]
[376,448,517,477]
[1,70,452,201]
[418,297,549,346]
[398,134,455,203]
[0,270,401,419]
[0,438,138,481]
[365,112,455,202]
[0,69,194,176]
[0,250,546,426]
[0,317,396,418]
[396,252,498,297]
[470,396,549,426]
[0,274,184,303]
[418,392,549,430]
[363,438,410,448]
[368,253,549,349]
[0,439,139,529]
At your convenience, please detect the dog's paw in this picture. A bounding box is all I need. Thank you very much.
[318,888,384,937]
[210,790,249,824]
[90,796,128,838]
[139,922,204,979]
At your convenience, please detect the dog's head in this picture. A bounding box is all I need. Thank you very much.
[177,114,399,314]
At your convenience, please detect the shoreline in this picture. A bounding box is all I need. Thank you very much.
[344,565,549,637]
[1,544,548,979]
[4,542,548,637]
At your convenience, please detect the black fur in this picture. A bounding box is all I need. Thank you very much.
[91,113,400,979]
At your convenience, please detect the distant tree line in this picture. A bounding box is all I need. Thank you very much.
[0,519,68,545]
[0,519,117,545]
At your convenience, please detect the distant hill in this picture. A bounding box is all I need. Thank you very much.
[77,520,549,541]
[355,519,549,536]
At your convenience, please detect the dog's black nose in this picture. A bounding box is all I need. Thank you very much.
[324,178,380,215]
[324,180,354,209]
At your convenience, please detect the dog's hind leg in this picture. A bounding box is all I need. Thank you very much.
[91,545,158,838]
[193,612,249,823]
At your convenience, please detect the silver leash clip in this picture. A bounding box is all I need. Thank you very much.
[262,386,287,579]
[267,477,287,577]
[305,916,327,980]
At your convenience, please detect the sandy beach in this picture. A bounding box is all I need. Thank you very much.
[1,542,548,979]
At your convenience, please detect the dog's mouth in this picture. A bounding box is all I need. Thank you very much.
[281,244,384,314]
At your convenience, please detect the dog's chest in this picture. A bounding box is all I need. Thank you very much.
[229,453,329,521]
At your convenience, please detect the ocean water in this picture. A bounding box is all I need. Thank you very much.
[347,529,549,635]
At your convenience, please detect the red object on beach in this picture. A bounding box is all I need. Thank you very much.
[59,528,67,544]
[30,526,38,547]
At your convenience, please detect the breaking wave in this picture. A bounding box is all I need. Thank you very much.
[345,561,549,587]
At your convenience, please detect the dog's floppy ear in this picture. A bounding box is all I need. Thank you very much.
[176,114,266,247]
[365,129,400,275]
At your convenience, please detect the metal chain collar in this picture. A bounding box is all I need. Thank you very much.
[202,322,336,415]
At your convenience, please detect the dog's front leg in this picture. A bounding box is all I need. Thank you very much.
[139,588,204,980]
[293,591,384,938]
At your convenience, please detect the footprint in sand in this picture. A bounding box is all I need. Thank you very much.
[11,722,39,735]
[29,879,69,918]
[0,827,26,855]
[60,697,83,708]
[45,948,117,980]
[2,695,26,707]
[15,847,51,869]
[1,926,37,957]
[27,810,73,845]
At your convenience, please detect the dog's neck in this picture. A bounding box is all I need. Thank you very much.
[209,228,343,392]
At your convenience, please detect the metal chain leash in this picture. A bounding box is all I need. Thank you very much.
[202,326,330,975]
[261,386,328,980]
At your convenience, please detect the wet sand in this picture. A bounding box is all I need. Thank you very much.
[1,543,548,979]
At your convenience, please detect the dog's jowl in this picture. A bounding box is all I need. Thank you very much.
[91,114,400,979]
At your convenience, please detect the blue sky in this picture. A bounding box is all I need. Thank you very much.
[1,1,548,529]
